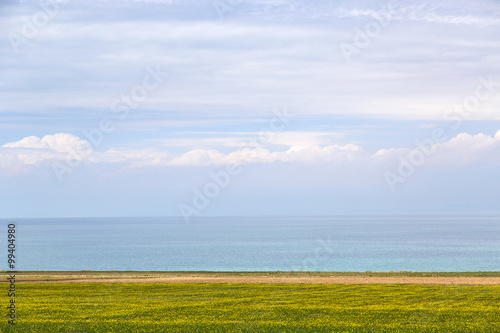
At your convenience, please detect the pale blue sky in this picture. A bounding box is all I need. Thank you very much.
[1,0,500,218]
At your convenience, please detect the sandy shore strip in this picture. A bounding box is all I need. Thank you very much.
[3,272,500,285]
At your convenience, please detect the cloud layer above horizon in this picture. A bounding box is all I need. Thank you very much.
[2,129,500,170]
[1,0,499,217]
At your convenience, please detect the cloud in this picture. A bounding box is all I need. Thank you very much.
[0,133,91,168]
[336,1,500,26]
[2,0,499,123]
[152,131,346,149]
[169,149,225,166]
[3,133,90,153]
[373,130,500,168]
[2,130,500,176]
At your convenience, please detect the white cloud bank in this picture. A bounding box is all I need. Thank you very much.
[2,131,500,176]
[0,133,364,169]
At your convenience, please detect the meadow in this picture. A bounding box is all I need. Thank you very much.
[1,282,500,332]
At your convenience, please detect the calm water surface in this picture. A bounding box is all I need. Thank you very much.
[2,215,499,271]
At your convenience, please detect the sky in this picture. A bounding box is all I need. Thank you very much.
[0,0,499,218]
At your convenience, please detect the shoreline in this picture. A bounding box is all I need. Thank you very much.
[3,271,500,285]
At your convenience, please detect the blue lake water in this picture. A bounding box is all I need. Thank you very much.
[1,215,500,271]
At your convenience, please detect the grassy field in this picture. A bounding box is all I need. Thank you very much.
[1,282,500,332]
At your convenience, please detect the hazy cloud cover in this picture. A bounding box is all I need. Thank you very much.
[1,0,499,217]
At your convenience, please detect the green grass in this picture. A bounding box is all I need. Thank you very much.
[1,283,500,332]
